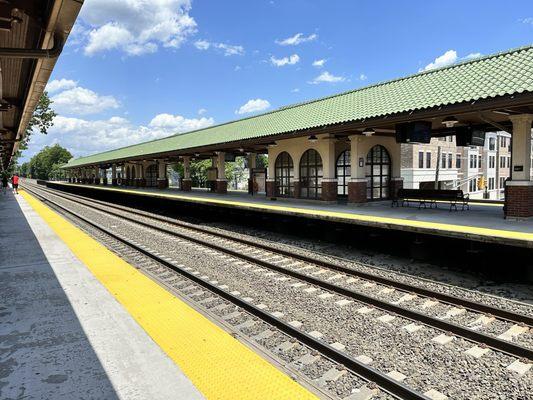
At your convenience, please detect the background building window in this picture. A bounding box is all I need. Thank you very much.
[489,156,495,169]
[441,153,446,169]
[489,177,495,190]
[448,153,452,168]
[456,154,461,169]
[418,151,424,168]
[426,152,431,168]
[489,137,495,151]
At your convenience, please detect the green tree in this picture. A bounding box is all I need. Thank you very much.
[12,92,57,171]
[28,144,72,180]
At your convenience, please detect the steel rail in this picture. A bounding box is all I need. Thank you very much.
[23,184,431,400]
[30,183,533,326]
[24,183,533,361]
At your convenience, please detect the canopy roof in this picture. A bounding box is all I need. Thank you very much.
[63,45,533,169]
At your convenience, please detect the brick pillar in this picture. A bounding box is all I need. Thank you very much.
[157,179,169,189]
[506,114,533,218]
[348,178,367,203]
[506,183,533,218]
[322,179,338,202]
[266,180,275,198]
[181,179,192,191]
[390,177,403,199]
[215,180,227,194]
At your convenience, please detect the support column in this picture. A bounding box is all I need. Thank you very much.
[389,138,403,199]
[215,152,227,194]
[348,135,367,203]
[506,114,533,218]
[111,164,117,186]
[181,156,192,191]
[157,161,168,189]
[321,137,338,202]
[93,167,100,185]
[247,153,257,194]
[137,164,146,187]
[266,148,276,198]
[102,168,108,185]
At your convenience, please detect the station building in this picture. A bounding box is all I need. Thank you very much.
[61,46,533,219]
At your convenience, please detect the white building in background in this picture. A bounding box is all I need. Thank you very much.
[401,131,512,199]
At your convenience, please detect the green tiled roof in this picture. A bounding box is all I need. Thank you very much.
[63,45,533,168]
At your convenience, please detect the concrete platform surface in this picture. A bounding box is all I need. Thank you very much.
[0,191,204,399]
[48,181,533,247]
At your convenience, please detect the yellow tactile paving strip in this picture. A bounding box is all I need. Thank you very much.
[20,190,318,400]
[56,183,533,245]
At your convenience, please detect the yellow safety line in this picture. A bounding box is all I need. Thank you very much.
[57,183,533,244]
[20,190,318,400]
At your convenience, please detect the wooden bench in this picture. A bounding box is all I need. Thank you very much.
[392,188,469,211]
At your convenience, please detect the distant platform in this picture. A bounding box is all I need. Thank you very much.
[1,188,317,400]
[46,181,533,249]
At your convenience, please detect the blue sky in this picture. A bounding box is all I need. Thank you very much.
[20,0,533,162]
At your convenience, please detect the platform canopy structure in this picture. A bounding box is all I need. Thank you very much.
[62,45,533,218]
[0,0,82,171]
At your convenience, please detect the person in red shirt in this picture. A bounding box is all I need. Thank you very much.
[11,174,19,194]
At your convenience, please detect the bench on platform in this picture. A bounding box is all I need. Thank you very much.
[392,188,469,211]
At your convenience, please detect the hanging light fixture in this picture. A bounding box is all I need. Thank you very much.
[308,135,318,143]
[194,152,200,157]
[362,127,375,136]
[441,116,459,128]
[267,142,278,147]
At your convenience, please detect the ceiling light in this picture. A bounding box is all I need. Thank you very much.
[362,128,375,136]
[267,142,278,148]
[194,153,200,157]
[442,116,459,128]
[308,135,318,143]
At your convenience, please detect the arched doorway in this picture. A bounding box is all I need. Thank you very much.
[146,164,158,187]
[300,149,323,199]
[274,152,294,197]
[366,145,391,200]
[336,150,350,197]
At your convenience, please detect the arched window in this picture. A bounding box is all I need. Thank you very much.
[146,164,158,187]
[336,150,351,197]
[300,149,323,199]
[365,145,391,200]
[275,152,294,197]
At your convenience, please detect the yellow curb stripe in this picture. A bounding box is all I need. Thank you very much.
[57,182,533,244]
[20,190,317,400]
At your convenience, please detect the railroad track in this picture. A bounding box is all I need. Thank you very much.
[23,183,533,399]
[23,183,423,400]
[25,182,533,358]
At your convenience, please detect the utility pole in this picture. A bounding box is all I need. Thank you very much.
[434,146,441,189]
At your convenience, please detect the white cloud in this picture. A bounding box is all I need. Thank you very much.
[291,88,300,93]
[422,50,458,71]
[519,17,533,25]
[79,0,197,56]
[20,112,215,161]
[421,50,484,71]
[51,86,120,116]
[312,59,326,68]
[46,79,78,93]
[270,54,300,67]
[197,108,207,115]
[236,99,271,115]
[276,33,318,46]
[359,73,367,81]
[149,113,214,131]
[194,40,244,56]
[464,52,482,60]
[308,71,346,84]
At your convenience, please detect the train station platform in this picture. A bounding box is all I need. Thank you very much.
[0,189,317,399]
[47,181,533,249]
